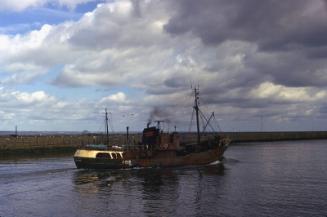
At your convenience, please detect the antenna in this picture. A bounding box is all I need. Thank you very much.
[105,108,110,146]
[155,120,165,130]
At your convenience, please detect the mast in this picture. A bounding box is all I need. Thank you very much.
[105,108,109,146]
[193,87,201,145]
[126,126,129,144]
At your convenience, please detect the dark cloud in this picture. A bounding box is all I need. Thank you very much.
[163,0,327,89]
[164,76,190,88]
[243,51,327,87]
[319,103,327,114]
[52,73,84,87]
[165,0,327,52]
[131,0,142,18]
[69,1,167,50]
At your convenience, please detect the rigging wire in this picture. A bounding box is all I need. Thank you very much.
[187,86,225,133]
[202,112,215,132]
[108,112,115,133]
[199,110,216,132]
[213,113,222,132]
[188,107,195,132]
[200,112,207,133]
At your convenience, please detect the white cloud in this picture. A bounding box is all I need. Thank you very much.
[0,87,106,130]
[0,24,52,61]
[0,0,95,11]
[107,0,133,15]
[100,92,128,104]
[2,63,47,84]
[57,0,95,9]
[250,82,327,102]
[0,0,176,87]
[12,90,55,104]
[0,110,15,120]
[0,0,44,11]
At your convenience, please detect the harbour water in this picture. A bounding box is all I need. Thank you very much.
[0,140,326,217]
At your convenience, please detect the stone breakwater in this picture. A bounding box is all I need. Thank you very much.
[0,134,141,157]
[0,131,327,157]
[222,131,327,143]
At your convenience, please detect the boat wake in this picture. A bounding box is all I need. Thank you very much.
[208,160,221,165]
[222,158,240,164]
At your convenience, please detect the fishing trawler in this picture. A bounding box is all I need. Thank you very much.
[74,88,230,169]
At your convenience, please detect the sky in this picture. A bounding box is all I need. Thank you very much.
[0,0,327,132]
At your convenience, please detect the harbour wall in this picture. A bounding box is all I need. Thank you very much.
[0,134,141,157]
[0,131,327,157]
[220,131,327,143]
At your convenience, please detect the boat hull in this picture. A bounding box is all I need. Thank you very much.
[74,157,128,169]
[73,146,227,169]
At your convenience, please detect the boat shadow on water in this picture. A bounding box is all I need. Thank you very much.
[72,163,226,190]
[71,164,226,216]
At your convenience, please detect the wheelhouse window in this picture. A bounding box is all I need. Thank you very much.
[96,153,110,159]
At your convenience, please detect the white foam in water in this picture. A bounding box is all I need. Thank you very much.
[209,160,221,165]
[120,166,145,170]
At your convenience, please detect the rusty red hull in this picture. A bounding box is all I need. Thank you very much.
[136,147,225,167]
